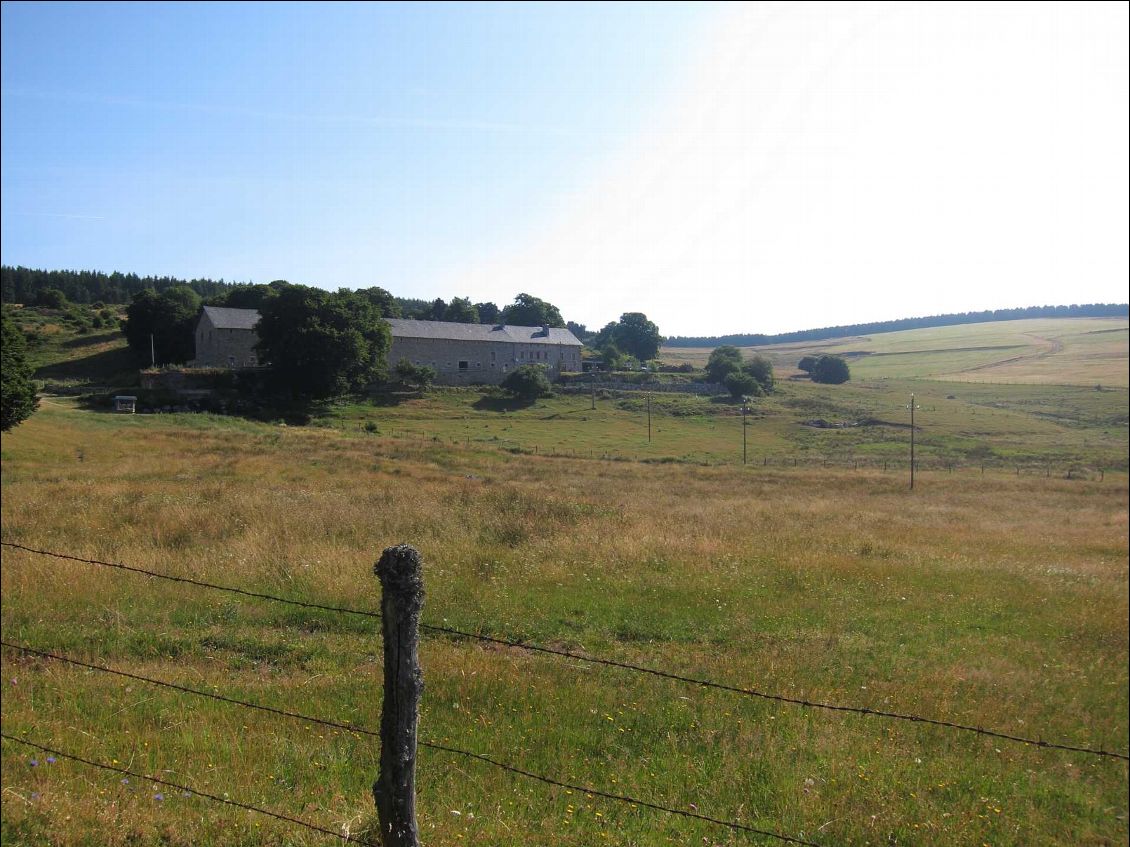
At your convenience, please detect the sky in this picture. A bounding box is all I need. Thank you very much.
[2,1,1127,337]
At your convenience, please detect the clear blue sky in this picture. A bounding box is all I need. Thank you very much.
[2,2,1127,335]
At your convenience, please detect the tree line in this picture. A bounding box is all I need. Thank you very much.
[665,303,1129,347]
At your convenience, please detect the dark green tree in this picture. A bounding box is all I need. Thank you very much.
[811,355,850,384]
[476,302,501,324]
[123,286,202,365]
[606,312,661,361]
[502,293,565,328]
[566,320,588,341]
[744,354,774,391]
[1,311,39,431]
[501,363,552,401]
[428,298,447,321]
[33,288,69,309]
[723,370,763,399]
[354,286,401,318]
[443,296,479,323]
[797,354,819,373]
[705,345,744,383]
[256,286,391,402]
[212,283,281,311]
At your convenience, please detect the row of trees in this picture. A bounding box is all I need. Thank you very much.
[798,354,851,384]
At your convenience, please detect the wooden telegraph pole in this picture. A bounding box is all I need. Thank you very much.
[742,401,749,464]
[373,545,425,847]
[647,392,652,443]
[906,393,921,489]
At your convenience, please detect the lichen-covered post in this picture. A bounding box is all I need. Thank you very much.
[373,545,424,847]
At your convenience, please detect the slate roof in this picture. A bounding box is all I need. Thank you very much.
[201,305,261,330]
[386,319,582,346]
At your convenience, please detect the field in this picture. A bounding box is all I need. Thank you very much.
[1,315,1128,846]
[662,318,1130,387]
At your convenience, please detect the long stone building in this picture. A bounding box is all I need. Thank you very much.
[191,307,583,385]
[385,318,582,385]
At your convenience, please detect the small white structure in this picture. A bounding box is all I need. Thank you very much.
[113,395,137,413]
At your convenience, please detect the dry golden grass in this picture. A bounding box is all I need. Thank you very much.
[1,401,1127,845]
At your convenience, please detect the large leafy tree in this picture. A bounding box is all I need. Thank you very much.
[502,293,565,328]
[705,345,744,383]
[475,301,500,324]
[443,296,479,323]
[354,286,401,318]
[123,285,202,365]
[1,311,39,431]
[256,286,391,402]
[607,312,661,361]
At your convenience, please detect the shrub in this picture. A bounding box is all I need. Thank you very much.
[723,370,762,399]
[811,355,851,384]
[394,358,436,390]
[501,364,552,401]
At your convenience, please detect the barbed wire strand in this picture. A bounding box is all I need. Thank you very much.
[0,732,369,844]
[4,541,1126,762]
[1,642,821,846]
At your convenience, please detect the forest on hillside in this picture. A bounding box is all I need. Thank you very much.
[665,303,1129,347]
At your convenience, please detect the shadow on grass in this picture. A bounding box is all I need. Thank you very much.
[61,332,120,350]
[35,345,140,385]
[472,394,539,412]
[367,387,426,407]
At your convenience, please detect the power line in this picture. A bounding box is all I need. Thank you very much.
[0,733,369,844]
[1,641,821,846]
[5,541,1126,761]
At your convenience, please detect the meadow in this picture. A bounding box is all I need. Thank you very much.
[661,317,1130,387]
[1,394,1127,846]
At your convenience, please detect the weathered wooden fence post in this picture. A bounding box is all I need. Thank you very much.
[373,545,425,847]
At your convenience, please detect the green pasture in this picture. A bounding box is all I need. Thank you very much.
[662,317,1129,386]
[1,401,1127,846]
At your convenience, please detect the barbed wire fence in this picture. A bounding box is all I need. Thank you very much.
[2,541,1127,846]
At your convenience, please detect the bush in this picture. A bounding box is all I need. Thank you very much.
[723,370,762,399]
[393,358,436,390]
[501,364,552,401]
[811,355,850,384]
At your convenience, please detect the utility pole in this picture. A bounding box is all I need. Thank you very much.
[646,392,652,443]
[591,381,596,411]
[906,393,921,489]
[742,400,750,464]
[150,333,156,368]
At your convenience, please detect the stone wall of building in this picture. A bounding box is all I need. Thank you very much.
[194,323,260,368]
[388,337,581,385]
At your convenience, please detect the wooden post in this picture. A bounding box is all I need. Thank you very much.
[373,545,425,847]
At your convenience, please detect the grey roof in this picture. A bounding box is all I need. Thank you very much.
[387,319,582,346]
[201,305,260,330]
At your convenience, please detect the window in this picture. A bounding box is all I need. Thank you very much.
[475,362,481,368]
[458,361,469,370]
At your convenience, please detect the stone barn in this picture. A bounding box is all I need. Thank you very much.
[386,319,583,385]
[194,306,261,368]
[190,306,583,385]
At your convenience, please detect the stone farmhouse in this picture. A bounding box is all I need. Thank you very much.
[191,307,583,385]
[193,305,262,368]
[385,318,582,385]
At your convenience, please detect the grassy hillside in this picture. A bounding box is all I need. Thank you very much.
[662,317,1130,387]
[3,304,136,390]
[1,401,1126,846]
